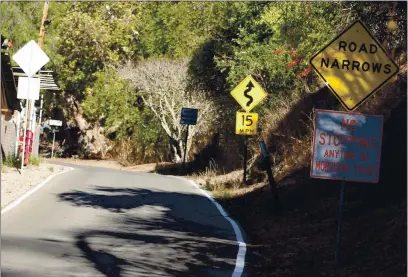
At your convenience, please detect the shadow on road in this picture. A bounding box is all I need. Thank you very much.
[56,186,237,277]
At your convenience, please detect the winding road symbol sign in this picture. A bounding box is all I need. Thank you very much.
[231,75,268,112]
[310,20,399,111]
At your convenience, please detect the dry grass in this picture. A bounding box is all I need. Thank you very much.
[261,93,303,138]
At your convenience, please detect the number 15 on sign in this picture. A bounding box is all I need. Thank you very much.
[236,112,258,135]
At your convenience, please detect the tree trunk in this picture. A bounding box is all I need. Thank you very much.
[169,136,183,163]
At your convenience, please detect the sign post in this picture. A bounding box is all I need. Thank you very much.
[231,75,267,184]
[48,119,62,159]
[51,129,56,159]
[180,108,198,170]
[16,77,41,169]
[311,109,384,263]
[309,19,398,264]
[335,180,346,263]
[12,40,49,170]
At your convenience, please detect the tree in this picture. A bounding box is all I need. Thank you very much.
[81,68,168,163]
[117,59,217,162]
[0,2,43,52]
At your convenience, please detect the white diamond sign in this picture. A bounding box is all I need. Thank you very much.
[12,40,49,77]
[17,77,41,100]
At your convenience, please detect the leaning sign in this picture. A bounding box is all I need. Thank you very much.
[311,109,383,183]
[310,20,399,111]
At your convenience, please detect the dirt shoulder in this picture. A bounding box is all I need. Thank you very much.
[50,158,158,173]
[1,162,67,209]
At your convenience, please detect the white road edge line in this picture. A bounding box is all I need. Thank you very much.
[1,166,75,214]
[186,178,247,277]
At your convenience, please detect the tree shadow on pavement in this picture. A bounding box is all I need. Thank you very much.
[57,186,238,277]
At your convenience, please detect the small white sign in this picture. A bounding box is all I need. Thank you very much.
[12,40,50,77]
[49,119,62,126]
[17,77,41,100]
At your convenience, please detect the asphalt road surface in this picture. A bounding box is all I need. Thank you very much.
[2,163,243,277]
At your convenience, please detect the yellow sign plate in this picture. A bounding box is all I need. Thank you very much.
[236,112,258,135]
[310,20,399,111]
[231,75,268,112]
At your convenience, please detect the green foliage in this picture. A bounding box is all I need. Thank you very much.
[2,1,406,166]
[28,156,41,166]
[2,155,18,167]
[137,2,230,58]
[48,2,142,98]
[0,2,43,64]
[81,68,168,163]
[214,2,343,96]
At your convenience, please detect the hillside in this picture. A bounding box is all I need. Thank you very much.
[213,69,407,277]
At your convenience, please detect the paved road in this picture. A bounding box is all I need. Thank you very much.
[2,164,242,277]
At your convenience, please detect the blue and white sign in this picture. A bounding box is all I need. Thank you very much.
[311,109,383,183]
[180,108,198,125]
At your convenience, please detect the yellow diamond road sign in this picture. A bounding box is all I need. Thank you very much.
[231,75,268,112]
[236,112,258,135]
[310,20,399,111]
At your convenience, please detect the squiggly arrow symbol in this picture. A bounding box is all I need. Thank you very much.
[243,81,254,107]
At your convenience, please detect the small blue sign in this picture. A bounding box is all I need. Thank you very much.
[311,109,383,183]
[180,108,198,125]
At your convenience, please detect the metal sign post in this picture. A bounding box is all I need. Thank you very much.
[21,99,29,170]
[51,129,56,159]
[183,125,189,168]
[13,40,49,170]
[38,94,44,125]
[14,111,21,157]
[180,108,198,171]
[231,75,268,185]
[335,180,346,263]
[310,109,384,264]
[243,136,248,184]
[48,120,62,159]
[236,111,258,185]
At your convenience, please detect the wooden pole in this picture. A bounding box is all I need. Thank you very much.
[26,2,48,132]
[38,2,49,49]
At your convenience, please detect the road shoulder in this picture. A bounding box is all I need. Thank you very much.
[1,162,72,211]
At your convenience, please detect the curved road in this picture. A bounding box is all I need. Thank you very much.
[1,164,244,277]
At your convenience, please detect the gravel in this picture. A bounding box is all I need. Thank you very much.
[1,162,67,209]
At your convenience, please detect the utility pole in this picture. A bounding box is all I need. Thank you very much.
[38,2,49,49]
[23,1,49,162]
[27,2,48,131]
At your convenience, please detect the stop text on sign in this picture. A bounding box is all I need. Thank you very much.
[311,109,383,183]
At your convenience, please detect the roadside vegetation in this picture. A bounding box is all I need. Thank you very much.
[2,155,18,168]
[2,2,405,167]
[1,2,406,276]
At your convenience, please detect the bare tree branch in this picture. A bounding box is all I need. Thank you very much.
[117,58,217,162]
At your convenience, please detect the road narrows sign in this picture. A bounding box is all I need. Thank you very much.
[236,112,258,135]
[310,20,399,111]
[231,75,268,112]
